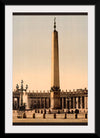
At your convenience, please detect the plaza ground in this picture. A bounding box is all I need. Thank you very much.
[13,110,88,125]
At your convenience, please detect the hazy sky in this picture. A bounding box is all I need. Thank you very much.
[13,15,88,91]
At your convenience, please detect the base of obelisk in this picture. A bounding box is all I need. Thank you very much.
[50,91,61,111]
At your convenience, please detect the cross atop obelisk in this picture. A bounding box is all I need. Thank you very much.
[50,17,61,109]
[54,17,56,31]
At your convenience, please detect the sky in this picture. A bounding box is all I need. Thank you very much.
[13,15,88,91]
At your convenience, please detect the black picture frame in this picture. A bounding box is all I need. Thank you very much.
[1,0,99,136]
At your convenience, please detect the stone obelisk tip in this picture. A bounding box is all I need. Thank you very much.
[54,17,56,31]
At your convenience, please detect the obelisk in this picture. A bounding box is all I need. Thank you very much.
[50,17,61,109]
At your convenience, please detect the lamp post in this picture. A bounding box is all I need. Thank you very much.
[16,80,28,107]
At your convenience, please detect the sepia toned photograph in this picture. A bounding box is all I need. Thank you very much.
[12,13,88,125]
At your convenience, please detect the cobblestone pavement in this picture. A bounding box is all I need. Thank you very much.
[13,110,88,123]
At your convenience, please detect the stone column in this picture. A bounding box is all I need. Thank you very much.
[80,96,82,109]
[35,98,37,108]
[73,97,76,109]
[82,96,84,109]
[78,97,80,108]
[84,96,86,109]
[44,98,45,108]
[86,96,88,109]
[40,98,42,109]
[66,98,67,109]
[76,97,78,109]
[71,97,73,109]
[69,97,71,110]
[62,97,64,109]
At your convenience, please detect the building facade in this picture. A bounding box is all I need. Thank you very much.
[13,88,88,113]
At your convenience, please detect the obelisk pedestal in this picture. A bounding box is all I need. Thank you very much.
[50,90,61,109]
[50,18,61,109]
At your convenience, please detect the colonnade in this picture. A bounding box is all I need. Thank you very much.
[61,96,88,111]
[13,95,88,111]
[29,97,50,109]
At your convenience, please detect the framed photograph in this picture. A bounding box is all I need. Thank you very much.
[12,11,89,126]
[2,0,99,136]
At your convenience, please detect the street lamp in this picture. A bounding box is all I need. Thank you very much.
[16,84,19,90]
[16,80,28,108]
